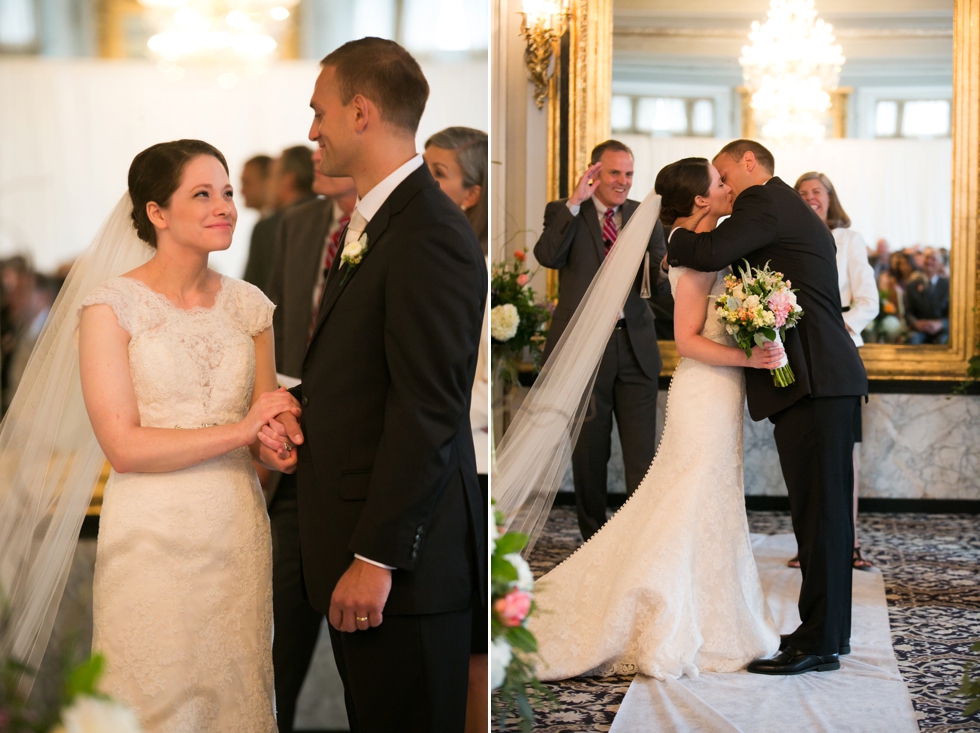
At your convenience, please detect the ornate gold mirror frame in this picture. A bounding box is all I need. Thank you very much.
[545,0,979,381]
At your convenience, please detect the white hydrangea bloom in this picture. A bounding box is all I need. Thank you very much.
[490,304,520,342]
[61,696,144,733]
[504,552,535,593]
[491,637,513,690]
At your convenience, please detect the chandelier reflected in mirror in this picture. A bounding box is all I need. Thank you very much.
[138,0,299,88]
[739,0,845,142]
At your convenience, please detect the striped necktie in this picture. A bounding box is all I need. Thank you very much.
[309,213,351,344]
[602,207,618,256]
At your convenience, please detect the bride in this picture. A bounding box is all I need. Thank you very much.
[0,140,298,731]
[527,157,783,681]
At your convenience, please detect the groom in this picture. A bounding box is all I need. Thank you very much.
[667,140,868,675]
[259,38,487,730]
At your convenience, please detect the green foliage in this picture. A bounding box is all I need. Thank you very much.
[954,640,980,717]
[64,654,106,703]
[952,342,980,395]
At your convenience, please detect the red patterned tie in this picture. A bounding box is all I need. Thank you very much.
[325,214,350,272]
[602,207,618,256]
[309,213,350,343]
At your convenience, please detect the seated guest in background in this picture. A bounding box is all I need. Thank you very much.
[869,238,891,281]
[240,153,275,217]
[937,247,950,277]
[795,171,878,571]
[264,145,356,733]
[243,145,316,295]
[423,125,489,733]
[905,249,949,344]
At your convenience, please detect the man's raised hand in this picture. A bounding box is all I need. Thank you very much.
[569,162,603,207]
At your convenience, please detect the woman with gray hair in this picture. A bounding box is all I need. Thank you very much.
[424,126,488,733]
[795,170,878,571]
[425,126,488,252]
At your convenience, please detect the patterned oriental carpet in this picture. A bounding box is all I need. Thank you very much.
[496,508,980,733]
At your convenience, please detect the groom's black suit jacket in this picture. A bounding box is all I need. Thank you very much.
[290,163,487,616]
[668,176,867,420]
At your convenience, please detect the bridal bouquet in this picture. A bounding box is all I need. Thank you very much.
[715,261,803,387]
[491,500,549,731]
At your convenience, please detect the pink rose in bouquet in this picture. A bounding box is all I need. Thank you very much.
[494,588,533,627]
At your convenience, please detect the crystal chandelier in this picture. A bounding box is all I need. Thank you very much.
[739,0,845,142]
[138,0,299,88]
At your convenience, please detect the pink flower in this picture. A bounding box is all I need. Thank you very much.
[768,292,792,328]
[514,250,526,261]
[517,274,529,286]
[494,589,532,626]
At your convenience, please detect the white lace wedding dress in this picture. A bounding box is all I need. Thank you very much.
[529,266,779,681]
[80,275,277,732]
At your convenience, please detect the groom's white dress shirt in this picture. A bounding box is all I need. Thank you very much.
[341,152,425,572]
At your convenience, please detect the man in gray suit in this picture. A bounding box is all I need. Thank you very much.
[265,147,356,732]
[534,139,667,541]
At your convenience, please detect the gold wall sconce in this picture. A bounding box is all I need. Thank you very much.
[520,0,570,109]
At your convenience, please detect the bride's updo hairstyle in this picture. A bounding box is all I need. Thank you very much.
[654,157,711,230]
[128,139,229,247]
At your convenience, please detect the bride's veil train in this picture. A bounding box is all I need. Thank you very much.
[493,191,661,555]
[0,194,152,689]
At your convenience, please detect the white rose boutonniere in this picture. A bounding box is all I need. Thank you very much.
[339,231,369,285]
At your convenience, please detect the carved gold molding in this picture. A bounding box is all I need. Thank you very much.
[548,0,978,381]
[546,0,612,300]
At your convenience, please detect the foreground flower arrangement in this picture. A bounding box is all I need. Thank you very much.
[491,500,549,731]
[490,249,551,386]
[714,260,804,387]
[0,609,143,733]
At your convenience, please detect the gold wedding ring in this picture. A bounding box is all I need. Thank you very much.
[355,616,369,622]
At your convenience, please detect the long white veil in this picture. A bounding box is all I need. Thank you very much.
[492,190,661,556]
[0,194,153,689]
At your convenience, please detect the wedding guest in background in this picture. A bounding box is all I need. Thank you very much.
[424,125,489,733]
[243,145,316,295]
[905,249,949,344]
[869,238,891,281]
[265,146,357,733]
[795,171,878,571]
[5,273,60,411]
[424,127,488,254]
[534,139,667,542]
[240,154,275,217]
[0,256,32,414]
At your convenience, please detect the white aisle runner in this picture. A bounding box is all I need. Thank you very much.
[609,533,920,733]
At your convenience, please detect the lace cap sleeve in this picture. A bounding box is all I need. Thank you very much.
[229,278,275,336]
[667,265,691,297]
[77,278,140,337]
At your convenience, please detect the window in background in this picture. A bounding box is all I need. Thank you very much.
[875,99,950,139]
[0,0,37,51]
[610,95,716,137]
[402,0,488,53]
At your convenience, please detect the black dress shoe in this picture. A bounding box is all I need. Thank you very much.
[779,634,850,656]
[748,647,840,675]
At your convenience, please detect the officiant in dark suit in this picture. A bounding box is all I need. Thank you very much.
[264,153,356,733]
[667,139,868,676]
[534,139,667,541]
[258,38,485,732]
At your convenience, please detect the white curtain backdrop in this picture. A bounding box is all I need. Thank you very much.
[622,136,952,253]
[0,57,488,275]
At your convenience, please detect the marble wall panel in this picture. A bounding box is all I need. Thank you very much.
[559,393,980,500]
